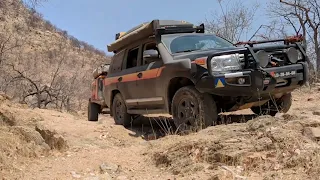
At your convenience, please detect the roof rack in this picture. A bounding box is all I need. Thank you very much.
[108,20,205,53]
[235,34,304,46]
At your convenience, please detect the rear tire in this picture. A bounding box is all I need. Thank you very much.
[171,86,218,133]
[251,93,292,116]
[88,101,101,121]
[112,93,132,127]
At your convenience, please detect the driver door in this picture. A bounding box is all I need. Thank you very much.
[133,41,165,110]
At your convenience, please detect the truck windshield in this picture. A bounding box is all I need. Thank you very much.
[161,34,234,54]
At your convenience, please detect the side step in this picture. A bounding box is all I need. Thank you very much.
[127,109,166,115]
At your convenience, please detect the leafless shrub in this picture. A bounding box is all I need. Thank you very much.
[43,20,55,31]
[60,30,68,39]
[0,29,23,65]
[24,0,48,8]
[26,8,43,28]
[0,1,5,9]
[0,0,110,112]
[11,0,22,11]
[70,36,81,48]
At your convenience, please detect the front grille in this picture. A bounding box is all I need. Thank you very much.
[242,51,297,69]
[267,51,290,67]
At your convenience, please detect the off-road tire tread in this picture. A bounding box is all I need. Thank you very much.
[112,93,131,127]
[88,101,100,121]
[171,86,218,132]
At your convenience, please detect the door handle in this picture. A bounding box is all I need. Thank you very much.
[137,73,142,78]
[118,77,122,82]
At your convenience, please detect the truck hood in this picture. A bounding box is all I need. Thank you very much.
[172,46,247,61]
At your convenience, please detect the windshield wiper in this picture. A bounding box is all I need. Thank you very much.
[175,49,200,53]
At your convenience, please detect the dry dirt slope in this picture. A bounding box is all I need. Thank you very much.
[0,0,110,110]
[1,85,320,180]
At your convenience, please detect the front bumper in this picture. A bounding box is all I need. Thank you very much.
[195,62,308,98]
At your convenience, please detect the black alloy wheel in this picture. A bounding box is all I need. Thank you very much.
[171,86,218,133]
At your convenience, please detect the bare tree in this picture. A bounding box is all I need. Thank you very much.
[268,0,320,72]
[2,39,69,109]
[0,0,110,112]
[204,0,260,43]
[24,0,48,8]
[0,27,23,65]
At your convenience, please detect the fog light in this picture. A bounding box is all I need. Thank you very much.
[238,78,245,84]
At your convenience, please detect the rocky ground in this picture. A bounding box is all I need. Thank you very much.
[1,85,320,180]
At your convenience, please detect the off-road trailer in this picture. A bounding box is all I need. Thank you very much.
[88,63,111,121]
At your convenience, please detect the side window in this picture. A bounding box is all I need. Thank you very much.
[141,42,161,65]
[110,49,125,73]
[144,42,157,51]
[125,47,139,69]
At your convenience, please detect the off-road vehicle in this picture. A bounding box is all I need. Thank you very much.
[88,19,309,131]
[88,63,110,121]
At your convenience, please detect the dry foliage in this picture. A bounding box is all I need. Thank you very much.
[0,0,111,111]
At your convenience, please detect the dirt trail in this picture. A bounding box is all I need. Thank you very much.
[26,114,178,180]
[0,95,176,179]
[1,85,320,180]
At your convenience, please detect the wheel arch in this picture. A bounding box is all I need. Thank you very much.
[166,77,195,114]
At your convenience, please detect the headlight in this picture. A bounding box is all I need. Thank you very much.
[210,53,242,73]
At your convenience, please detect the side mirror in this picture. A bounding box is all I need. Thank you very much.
[143,49,159,59]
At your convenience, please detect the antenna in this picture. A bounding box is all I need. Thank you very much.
[248,25,264,42]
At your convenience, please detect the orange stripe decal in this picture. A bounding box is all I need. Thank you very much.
[104,67,165,86]
[156,67,165,77]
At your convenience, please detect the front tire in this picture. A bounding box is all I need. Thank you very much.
[112,93,132,127]
[251,93,292,116]
[88,101,101,121]
[171,86,218,133]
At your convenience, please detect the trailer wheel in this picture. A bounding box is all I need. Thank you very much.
[88,100,101,121]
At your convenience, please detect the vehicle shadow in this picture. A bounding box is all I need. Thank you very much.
[126,113,258,141]
[127,115,175,140]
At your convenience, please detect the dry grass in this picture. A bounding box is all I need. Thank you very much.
[148,113,320,179]
[143,86,320,180]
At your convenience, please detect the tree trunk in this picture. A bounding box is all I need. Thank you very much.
[317,46,320,72]
[36,92,41,108]
[66,97,70,112]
